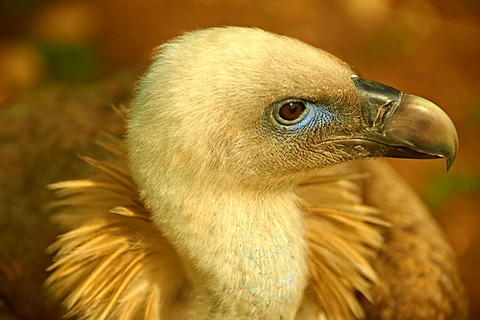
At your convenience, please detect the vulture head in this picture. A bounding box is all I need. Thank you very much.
[128,27,456,192]
[47,27,463,319]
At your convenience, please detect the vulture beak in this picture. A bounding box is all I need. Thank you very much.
[349,76,458,170]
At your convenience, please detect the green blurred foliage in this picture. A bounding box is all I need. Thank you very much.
[35,40,97,81]
[427,172,480,208]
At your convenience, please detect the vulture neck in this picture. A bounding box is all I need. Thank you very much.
[151,182,309,319]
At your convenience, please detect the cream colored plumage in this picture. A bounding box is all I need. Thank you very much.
[46,27,468,319]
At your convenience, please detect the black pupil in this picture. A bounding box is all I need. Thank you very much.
[279,101,305,121]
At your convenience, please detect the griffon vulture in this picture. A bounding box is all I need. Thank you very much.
[46,27,468,319]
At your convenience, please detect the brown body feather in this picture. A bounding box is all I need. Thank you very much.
[356,163,468,319]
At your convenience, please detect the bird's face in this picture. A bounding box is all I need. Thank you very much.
[127,27,457,190]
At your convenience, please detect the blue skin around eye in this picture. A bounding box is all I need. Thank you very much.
[284,102,337,133]
[311,102,336,126]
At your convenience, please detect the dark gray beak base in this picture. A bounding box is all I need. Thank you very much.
[351,76,458,170]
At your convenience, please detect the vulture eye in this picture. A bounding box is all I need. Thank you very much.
[274,100,308,125]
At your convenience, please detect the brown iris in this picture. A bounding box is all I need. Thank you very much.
[278,101,306,121]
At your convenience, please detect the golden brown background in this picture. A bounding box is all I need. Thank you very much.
[0,0,479,318]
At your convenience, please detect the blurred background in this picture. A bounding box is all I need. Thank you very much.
[0,0,479,318]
